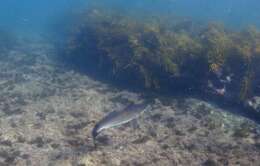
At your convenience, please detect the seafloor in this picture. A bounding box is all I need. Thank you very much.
[0,40,260,166]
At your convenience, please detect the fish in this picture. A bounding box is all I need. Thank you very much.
[220,75,232,83]
[215,86,226,96]
[92,102,151,141]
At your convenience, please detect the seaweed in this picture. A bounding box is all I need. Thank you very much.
[201,23,233,72]
[65,7,260,106]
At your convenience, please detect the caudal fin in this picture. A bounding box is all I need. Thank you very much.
[92,123,100,140]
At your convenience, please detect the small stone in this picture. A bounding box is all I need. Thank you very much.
[51,143,60,149]
[255,142,260,150]
[203,159,218,166]
[30,137,45,148]
[0,139,12,147]
[132,136,150,144]
[233,122,252,138]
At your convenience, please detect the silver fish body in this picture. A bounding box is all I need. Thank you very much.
[92,102,151,139]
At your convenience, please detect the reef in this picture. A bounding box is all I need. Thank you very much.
[0,30,259,165]
[65,8,260,115]
[0,39,260,165]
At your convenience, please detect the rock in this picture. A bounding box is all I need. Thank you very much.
[29,137,45,148]
[0,39,260,165]
[244,96,260,119]
[245,96,260,113]
[203,159,219,166]
[233,122,253,138]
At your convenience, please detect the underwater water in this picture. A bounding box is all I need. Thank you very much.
[0,0,260,165]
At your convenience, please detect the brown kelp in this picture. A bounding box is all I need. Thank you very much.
[65,8,260,107]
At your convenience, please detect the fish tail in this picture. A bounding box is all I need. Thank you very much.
[92,125,99,148]
[92,124,99,139]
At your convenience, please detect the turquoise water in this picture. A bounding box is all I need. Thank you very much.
[0,0,260,37]
[0,0,88,37]
[0,1,260,165]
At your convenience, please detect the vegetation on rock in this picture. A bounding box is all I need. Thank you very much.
[65,8,260,105]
